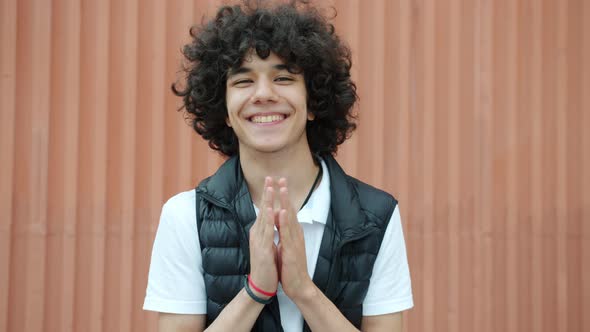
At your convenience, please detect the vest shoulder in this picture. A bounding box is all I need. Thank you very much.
[196,175,213,189]
[345,175,398,218]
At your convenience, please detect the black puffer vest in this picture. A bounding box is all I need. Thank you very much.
[195,155,397,331]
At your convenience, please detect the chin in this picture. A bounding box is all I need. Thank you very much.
[252,145,287,154]
[238,134,307,156]
[241,141,290,155]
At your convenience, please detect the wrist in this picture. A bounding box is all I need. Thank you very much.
[291,279,319,305]
[250,288,272,301]
[248,274,277,298]
[244,277,274,305]
[244,275,275,305]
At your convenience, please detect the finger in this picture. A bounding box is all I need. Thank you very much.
[279,186,296,224]
[278,177,287,187]
[259,176,272,210]
[266,185,274,209]
[253,188,267,246]
[278,183,288,209]
[277,177,291,207]
[261,177,273,210]
[254,179,269,229]
[262,206,275,241]
[257,185,272,226]
[278,209,291,243]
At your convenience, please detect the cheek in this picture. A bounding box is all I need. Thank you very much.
[282,84,307,110]
[296,85,308,110]
[296,92,308,113]
[226,89,249,116]
[225,92,239,127]
[225,92,236,113]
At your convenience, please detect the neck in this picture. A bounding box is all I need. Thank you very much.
[239,146,320,210]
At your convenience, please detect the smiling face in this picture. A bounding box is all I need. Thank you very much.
[225,51,314,157]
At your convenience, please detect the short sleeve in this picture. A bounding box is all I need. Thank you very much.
[362,205,414,315]
[143,190,207,314]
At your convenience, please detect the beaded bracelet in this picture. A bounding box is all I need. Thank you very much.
[243,276,274,305]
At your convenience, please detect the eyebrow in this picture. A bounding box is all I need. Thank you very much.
[227,64,290,77]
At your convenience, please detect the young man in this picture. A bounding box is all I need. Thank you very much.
[143,2,413,331]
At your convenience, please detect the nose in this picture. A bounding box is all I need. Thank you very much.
[250,78,278,104]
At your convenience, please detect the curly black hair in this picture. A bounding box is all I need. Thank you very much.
[173,0,358,157]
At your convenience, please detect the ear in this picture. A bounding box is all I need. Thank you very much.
[226,117,232,127]
[307,112,315,121]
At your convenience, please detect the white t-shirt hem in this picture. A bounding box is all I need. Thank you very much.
[143,296,207,314]
[362,296,414,316]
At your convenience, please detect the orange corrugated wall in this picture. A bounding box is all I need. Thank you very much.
[1,0,588,331]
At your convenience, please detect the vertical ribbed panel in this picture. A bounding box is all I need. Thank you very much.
[0,1,588,331]
[0,0,16,330]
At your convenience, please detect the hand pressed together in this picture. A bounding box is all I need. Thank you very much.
[248,177,316,302]
[275,178,315,301]
[248,177,279,299]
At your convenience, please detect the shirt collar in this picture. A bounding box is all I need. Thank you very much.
[252,158,331,225]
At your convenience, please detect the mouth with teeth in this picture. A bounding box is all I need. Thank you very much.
[248,113,287,124]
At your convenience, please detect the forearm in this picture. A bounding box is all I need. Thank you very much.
[293,284,359,332]
[204,289,265,332]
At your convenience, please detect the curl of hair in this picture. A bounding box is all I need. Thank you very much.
[173,1,358,157]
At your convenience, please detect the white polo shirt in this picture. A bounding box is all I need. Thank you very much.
[144,160,414,331]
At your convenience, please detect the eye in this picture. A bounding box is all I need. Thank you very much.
[232,79,253,87]
[275,76,294,83]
